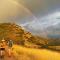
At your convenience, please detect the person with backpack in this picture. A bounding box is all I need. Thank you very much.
[7,40,13,57]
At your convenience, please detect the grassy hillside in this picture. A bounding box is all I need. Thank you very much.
[12,45,60,60]
[0,23,48,47]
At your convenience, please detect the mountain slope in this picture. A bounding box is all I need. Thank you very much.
[0,23,48,47]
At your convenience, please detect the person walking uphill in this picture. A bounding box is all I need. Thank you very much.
[7,40,13,57]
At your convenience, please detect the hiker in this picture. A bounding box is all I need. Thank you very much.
[0,39,6,58]
[7,40,13,57]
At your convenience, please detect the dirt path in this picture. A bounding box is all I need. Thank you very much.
[0,46,16,60]
[0,52,15,60]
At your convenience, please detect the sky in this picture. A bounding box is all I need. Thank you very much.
[0,0,60,37]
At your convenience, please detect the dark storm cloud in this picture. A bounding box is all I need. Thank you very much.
[20,0,60,17]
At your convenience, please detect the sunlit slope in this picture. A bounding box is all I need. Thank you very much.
[12,45,60,60]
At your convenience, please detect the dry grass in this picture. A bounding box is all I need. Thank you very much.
[12,45,60,60]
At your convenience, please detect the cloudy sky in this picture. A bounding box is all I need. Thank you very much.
[0,0,60,37]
